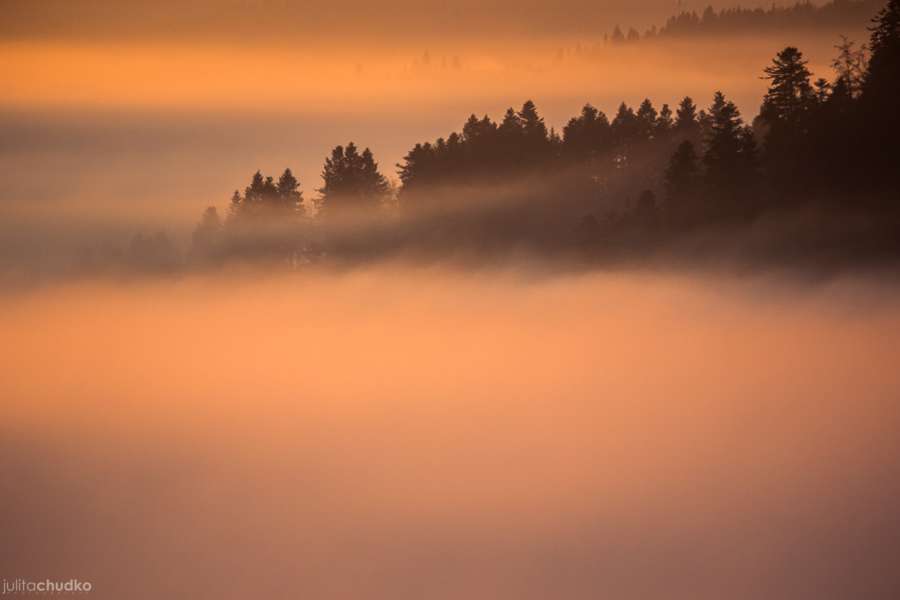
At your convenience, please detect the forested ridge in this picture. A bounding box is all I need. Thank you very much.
[603,0,883,45]
[182,0,900,271]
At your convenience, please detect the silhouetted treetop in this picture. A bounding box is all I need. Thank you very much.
[760,47,815,124]
[229,168,305,222]
[704,92,757,195]
[863,0,900,107]
[318,142,390,216]
[562,104,611,161]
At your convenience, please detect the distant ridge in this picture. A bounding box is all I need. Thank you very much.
[605,0,883,44]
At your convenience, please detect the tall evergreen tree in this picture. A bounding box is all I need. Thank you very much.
[759,47,817,194]
[562,103,611,160]
[498,107,525,167]
[233,171,280,219]
[318,143,390,216]
[276,168,303,215]
[760,47,815,124]
[863,0,900,102]
[665,140,700,202]
[611,102,639,145]
[832,36,868,99]
[517,100,551,161]
[704,92,755,207]
[498,107,524,139]
[860,0,900,182]
[674,97,700,136]
[229,189,242,219]
[636,98,659,139]
[656,103,674,136]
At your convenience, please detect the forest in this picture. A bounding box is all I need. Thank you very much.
[605,0,884,44]
[180,0,900,272]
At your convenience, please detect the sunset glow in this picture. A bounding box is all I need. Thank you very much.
[2,1,899,599]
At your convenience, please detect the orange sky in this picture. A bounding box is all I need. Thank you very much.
[1,0,798,40]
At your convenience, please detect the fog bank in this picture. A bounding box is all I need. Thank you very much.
[2,269,899,599]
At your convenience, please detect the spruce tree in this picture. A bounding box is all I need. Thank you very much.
[656,104,674,136]
[318,143,390,216]
[517,100,550,161]
[674,97,700,137]
[703,92,746,193]
[864,0,900,103]
[276,168,303,215]
[860,0,900,182]
[760,47,815,125]
[636,99,659,140]
[611,102,639,145]
[665,140,700,202]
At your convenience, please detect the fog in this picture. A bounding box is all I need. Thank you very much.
[3,3,897,597]
[1,31,859,245]
[2,268,899,599]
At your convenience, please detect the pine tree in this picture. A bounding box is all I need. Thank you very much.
[318,143,390,216]
[860,0,900,181]
[760,47,815,124]
[229,190,243,219]
[703,92,746,190]
[244,171,267,207]
[697,109,713,141]
[832,36,868,99]
[674,97,699,135]
[397,142,436,189]
[611,102,639,145]
[636,98,659,139]
[517,100,551,161]
[863,0,900,103]
[562,103,611,160]
[498,107,523,139]
[813,78,832,104]
[276,168,303,215]
[656,104,674,136]
[498,107,525,168]
[665,140,700,202]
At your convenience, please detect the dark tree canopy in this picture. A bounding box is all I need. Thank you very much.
[665,140,700,202]
[860,0,900,179]
[318,143,390,216]
[704,92,757,198]
[674,97,700,134]
[562,104,611,161]
[229,168,305,222]
[864,0,900,101]
[656,104,674,136]
[636,99,659,139]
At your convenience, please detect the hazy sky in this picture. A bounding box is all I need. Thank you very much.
[1,0,818,40]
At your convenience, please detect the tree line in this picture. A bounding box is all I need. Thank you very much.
[605,0,882,45]
[193,0,900,264]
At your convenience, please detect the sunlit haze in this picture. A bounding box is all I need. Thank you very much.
[2,1,899,599]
